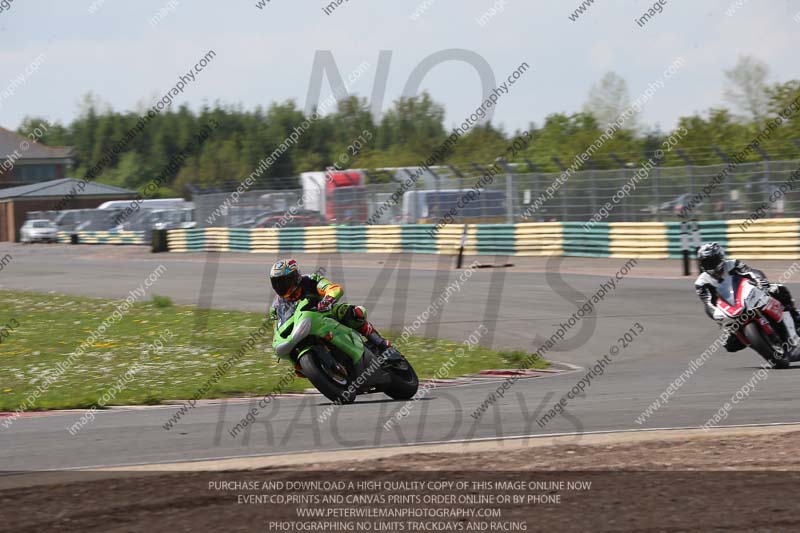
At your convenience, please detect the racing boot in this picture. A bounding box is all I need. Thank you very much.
[770,285,800,327]
[358,322,403,366]
[785,303,800,329]
[777,312,800,359]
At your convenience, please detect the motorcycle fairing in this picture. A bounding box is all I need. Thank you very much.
[716,275,747,315]
[273,298,364,364]
[716,274,782,320]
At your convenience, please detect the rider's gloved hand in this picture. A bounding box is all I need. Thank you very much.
[317,296,335,312]
[756,278,770,291]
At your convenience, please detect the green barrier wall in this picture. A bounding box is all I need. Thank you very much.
[160,219,800,260]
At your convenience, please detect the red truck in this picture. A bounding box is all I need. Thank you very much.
[300,170,368,224]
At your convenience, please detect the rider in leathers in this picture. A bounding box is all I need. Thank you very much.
[695,242,800,354]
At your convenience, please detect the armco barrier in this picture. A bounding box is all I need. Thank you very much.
[58,231,147,245]
[163,219,800,259]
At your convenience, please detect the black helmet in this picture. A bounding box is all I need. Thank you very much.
[698,242,725,275]
[269,258,301,298]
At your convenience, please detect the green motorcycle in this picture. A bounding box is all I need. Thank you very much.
[272,298,419,404]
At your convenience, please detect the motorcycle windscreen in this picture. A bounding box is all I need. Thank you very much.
[274,297,299,327]
[717,275,743,307]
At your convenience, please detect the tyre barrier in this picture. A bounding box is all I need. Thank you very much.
[150,218,800,259]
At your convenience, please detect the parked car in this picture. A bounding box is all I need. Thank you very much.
[112,208,196,232]
[251,209,327,228]
[233,210,326,229]
[657,193,703,217]
[53,210,84,232]
[20,219,59,243]
[74,209,125,232]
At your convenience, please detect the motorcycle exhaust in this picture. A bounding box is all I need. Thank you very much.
[353,348,392,391]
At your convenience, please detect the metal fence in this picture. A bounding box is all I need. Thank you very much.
[190,159,800,228]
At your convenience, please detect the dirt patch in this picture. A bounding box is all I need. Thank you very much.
[4,428,800,532]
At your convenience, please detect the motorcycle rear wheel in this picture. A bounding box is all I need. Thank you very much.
[742,321,790,369]
[383,353,419,400]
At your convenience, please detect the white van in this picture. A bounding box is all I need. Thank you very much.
[401,189,507,224]
[97,198,192,210]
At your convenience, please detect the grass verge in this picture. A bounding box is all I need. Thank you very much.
[0,290,547,411]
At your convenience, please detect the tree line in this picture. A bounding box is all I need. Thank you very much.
[17,56,800,197]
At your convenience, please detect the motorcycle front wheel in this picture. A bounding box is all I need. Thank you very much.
[299,345,357,404]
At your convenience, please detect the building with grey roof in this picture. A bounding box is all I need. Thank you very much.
[0,127,75,189]
[0,178,137,242]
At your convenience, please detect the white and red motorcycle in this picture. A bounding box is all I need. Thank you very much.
[715,271,799,369]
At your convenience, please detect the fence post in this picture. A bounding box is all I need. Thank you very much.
[455,224,468,269]
[552,156,567,221]
[713,145,732,219]
[680,220,690,276]
[470,162,488,221]
[754,145,771,218]
[610,153,628,222]
[525,158,539,222]
[654,164,662,222]
[496,157,514,224]
[506,170,513,224]
[448,164,465,224]
[588,162,597,221]
[763,158,771,218]
[690,219,702,274]
[676,149,695,219]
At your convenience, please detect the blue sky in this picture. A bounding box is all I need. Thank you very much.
[0,0,797,134]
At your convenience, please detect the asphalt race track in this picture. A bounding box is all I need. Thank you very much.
[2,245,799,471]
